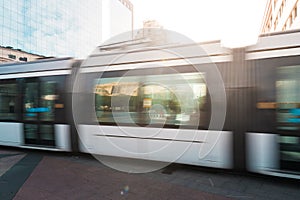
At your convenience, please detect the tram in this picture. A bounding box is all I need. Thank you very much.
[0,30,300,178]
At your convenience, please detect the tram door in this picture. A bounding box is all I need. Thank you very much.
[23,78,57,147]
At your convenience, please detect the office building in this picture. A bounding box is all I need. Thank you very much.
[0,0,133,59]
[261,0,299,33]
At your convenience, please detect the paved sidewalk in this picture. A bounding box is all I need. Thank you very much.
[0,149,229,200]
[1,148,300,200]
[14,156,230,200]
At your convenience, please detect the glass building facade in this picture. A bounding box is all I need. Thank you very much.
[0,0,133,58]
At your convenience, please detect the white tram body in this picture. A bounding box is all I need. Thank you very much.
[76,40,233,169]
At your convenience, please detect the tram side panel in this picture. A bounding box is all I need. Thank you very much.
[66,60,83,153]
[245,59,278,172]
[52,75,72,151]
[216,49,258,171]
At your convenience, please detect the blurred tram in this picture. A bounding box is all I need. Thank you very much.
[1,29,300,178]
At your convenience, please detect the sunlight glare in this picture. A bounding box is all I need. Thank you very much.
[130,0,267,48]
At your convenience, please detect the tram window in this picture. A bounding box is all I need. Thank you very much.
[94,72,206,127]
[280,136,300,162]
[277,66,300,130]
[24,124,38,141]
[0,83,18,120]
[24,81,57,121]
[40,81,56,121]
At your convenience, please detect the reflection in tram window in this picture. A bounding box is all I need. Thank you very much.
[94,72,206,127]
[24,81,57,121]
[277,66,300,130]
[0,83,17,120]
[24,82,39,120]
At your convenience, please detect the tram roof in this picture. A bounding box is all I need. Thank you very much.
[0,57,75,75]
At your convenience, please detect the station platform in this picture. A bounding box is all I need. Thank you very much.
[0,147,299,200]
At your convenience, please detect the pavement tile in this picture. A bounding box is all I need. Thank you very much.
[0,154,26,177]
[14,156,230,200]
[14,186,63,200]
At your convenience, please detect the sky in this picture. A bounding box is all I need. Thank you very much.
[0,0,268,58]
[130,0,268,48]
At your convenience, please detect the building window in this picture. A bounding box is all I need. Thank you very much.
[279,7,282,17]
[282,24,286,31]
[293,5,297,20]
[289,15,293,27]
[274,17,278,30]
[19,57,27,62]
[8,54,16,59]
